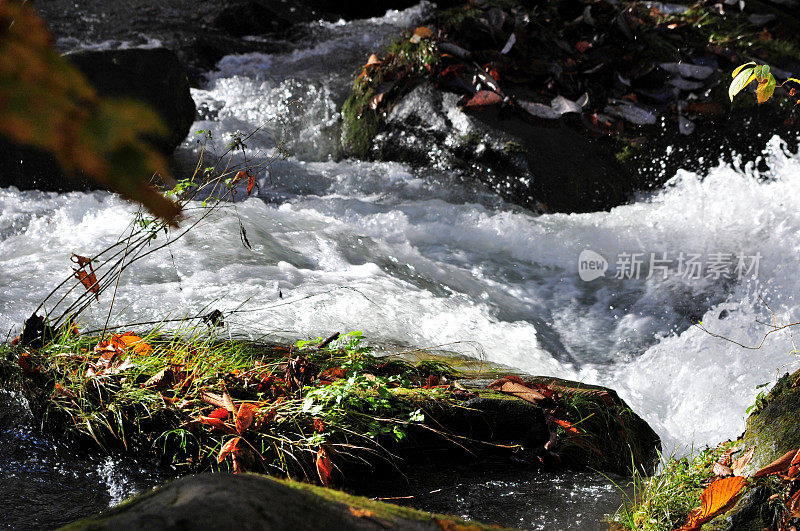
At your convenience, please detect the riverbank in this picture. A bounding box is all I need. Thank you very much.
[1,324,660,527]
[615,367,800,530]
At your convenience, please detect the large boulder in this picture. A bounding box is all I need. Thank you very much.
[61,473,511,530]
[369,83,627,213]
[0,48,195,192]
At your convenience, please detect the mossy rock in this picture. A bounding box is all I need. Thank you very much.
[737,368,800,475]
[679,369,800,530]
[62,472,515,530]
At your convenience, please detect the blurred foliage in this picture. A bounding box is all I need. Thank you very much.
[0,0,180,224]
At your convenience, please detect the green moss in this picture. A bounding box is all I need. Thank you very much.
[503,141,525,154]
[737,368,800,474]
[341,35,440,159]
[341,87,381,159]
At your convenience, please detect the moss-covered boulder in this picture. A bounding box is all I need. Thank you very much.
[62,472,515,530]
[736,369,800,476]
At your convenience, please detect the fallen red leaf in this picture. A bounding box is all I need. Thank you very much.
[197,416,238,435]
[208,407,229,420]
[463,90,503,108]
[316,446,334,487]
[17,352,39,374]
[54,382,75,399]
[235,402,258,434]
[552,418,580,435]
[575,41,591,53]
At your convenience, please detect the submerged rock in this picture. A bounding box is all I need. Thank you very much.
[62,473,513,530]
[0,48,195,192]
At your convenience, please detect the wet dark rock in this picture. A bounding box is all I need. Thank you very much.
[341,0,800,213]
[66,48,195,154]
[62,473,508,531]
[0,48,195,193]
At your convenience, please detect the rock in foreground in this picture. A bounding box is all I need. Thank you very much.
[62,473,513,531]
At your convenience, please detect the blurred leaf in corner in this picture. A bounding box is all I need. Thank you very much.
[0,0,181,224]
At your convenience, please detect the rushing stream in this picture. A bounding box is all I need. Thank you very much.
[2,3,800,529]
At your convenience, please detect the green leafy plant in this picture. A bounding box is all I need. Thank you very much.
[729,62,800,104]
[746,381,771,415]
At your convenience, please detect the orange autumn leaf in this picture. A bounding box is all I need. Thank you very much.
[235,403,259,434]
[115,333,153,354]
[218,436,241,463]
[552,418,580,434]
[208,407,229,420]
[676,476,747,530]
[413,26,434,39]
[246,172,256,197]
[365,54,380,67]
[316,446,334,487]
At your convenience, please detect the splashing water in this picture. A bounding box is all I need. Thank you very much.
[2,2,800,490]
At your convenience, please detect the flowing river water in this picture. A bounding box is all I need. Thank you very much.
[2,3,800,529]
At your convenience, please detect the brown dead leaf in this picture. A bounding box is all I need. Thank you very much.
[495,381,547,404]
[197,416,238,435]
[218,436,241,463]
[223,391,236,414]
[789,490,800,518]
[316,446,334,487]
[713,462,733,477]
[143,367,174,390]
[731,446,755,476]
[753,449,800,478]
[73,269,99,301]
